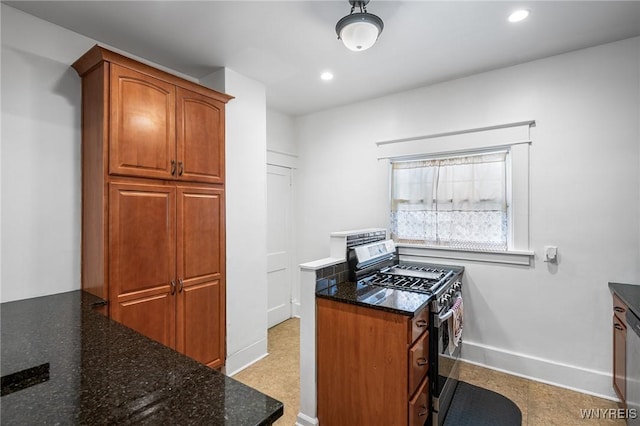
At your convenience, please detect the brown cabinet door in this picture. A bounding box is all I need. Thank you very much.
[110,64,176,179]
[109,182,176,348]
[176,88,225,184]
[613,314,627,404]
[317,298,408,425]
[175,186,225,367]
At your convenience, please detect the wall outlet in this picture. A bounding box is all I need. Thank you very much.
[544,246,558,263]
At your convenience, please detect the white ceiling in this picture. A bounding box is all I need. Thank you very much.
[5,1,640,116]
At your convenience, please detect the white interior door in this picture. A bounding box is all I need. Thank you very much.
[267,164,292,328]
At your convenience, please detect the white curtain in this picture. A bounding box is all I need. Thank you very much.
[390,151,508,251]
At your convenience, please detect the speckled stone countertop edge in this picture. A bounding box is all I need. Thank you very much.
[609,282,640,318]
[316,283,432,316]
[0,290,284,425]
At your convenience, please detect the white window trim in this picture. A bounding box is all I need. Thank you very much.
[378,120,535,266]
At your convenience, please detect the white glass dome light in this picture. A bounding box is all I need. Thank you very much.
[336,1,384,52]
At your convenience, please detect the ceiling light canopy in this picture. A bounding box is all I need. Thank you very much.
[336,0,384,52]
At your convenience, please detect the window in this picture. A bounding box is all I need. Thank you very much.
[377,120,534,264]
[390,150,509,251]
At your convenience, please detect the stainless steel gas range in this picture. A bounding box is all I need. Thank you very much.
[347,238,464,426]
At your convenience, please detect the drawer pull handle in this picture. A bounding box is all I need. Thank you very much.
[614,307,626,313]
[178,161,184,176]
[171,160,176,176]
[170,280,176,295]
[417,357,428,366]
[614,324,625,331]
[419,405,428,417]
[416,320,428,328]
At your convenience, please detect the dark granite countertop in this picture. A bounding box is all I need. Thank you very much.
[0,290,283,425]
[609,282,640,318]
[317,280,433,316]
[317,263,464,316]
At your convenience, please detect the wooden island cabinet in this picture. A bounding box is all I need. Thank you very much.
[317,298,430,425]
[73,46,232,368]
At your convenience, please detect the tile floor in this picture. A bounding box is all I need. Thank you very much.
[458,362,624,425]
[233,318,625,425]
[233,318,300,425]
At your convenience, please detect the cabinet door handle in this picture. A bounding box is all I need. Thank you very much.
[178,279,184,293]
[416,320,428,328]
[419,405,428,417]
[178,161,184,176]
[614,307,626,313]
[170,280,176,295]
[417,357,428,366]
[171,160,177,176]
[614,324,625,331]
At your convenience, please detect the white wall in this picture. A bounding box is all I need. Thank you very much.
[201,69,269,375]
[296,37,640,398]
[638,45,640,282]
[1,5,94,302]
[267,109,296,155]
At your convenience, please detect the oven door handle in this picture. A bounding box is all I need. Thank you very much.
[439,308,454,322]
[438,294,462,323]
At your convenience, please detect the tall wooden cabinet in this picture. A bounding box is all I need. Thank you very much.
[73,45,232,369]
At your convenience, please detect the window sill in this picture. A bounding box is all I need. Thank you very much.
[397,243,534,266]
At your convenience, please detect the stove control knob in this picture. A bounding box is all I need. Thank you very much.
[447,288,455,296]
[453,281,461,290]
[442,294,451,303]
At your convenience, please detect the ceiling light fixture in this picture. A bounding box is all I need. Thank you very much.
[508,9,530,23]
[336,0,384,52]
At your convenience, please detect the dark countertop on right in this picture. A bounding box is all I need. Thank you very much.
[609,282,640,317]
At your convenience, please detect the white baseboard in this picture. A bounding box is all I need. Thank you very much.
[225,337,268,377]
[292,301,301,318]
[296,412,319,426]
[461,340,619,401]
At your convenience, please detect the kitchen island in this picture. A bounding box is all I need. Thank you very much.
[0,290,283,425]
[316,280,432,426]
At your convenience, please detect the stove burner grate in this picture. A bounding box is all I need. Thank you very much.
[360,264,455,295]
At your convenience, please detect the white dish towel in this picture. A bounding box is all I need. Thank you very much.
[448,296,463,355]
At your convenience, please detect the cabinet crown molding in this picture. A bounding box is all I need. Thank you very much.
[72,44,234,104]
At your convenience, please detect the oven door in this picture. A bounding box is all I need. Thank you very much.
[431,295,462,426]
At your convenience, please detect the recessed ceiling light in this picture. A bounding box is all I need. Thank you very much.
[320,71,334,81]
[508,9,530,23]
